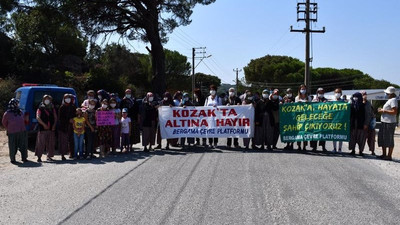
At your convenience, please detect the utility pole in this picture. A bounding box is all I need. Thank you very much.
[192,47,208,99]
[233,68,242,92]
[290,0,325,94]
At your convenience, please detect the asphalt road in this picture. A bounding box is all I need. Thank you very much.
[1,140,400,225]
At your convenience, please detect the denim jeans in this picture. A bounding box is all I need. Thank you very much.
[74,133,84,157]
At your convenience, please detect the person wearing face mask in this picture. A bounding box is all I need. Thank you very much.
[120,89,140,148]
[254,89,274,151]
[81,90,97,110]
[109,98,121,154]
[361,91,376,155]
[179,93,195,148]
[168,91,183,147]
[331,88,344,153]
[225,88,242,149]
[295,84,312,151]
[242,91,256,149]
[72,108,87,159]
[156,92,174,150]
[349,92,369,156]
[35,95,57,162]
[84,99,97,159]
[97,89,110,104]
[2,98,28,164]
[310,87,328,152]
[192,88,206,146]
[141,92,158,152]
[377,86,398,160]
[269,89,282,150]
[204,85,222,148]
[283,88,295,150]
[58,93,77,160]
[96,99,112,158]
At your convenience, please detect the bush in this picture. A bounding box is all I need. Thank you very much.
[0,77,19,125]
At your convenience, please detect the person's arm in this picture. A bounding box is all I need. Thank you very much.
[36,109,49,130]
[128,119,132,136]
[2,112,8,129]
[52,108,57,131]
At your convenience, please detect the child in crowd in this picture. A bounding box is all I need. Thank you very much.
[109,98,121,153]
[72,108,86,159]
[120,108,131,153]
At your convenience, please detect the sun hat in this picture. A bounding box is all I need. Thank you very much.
[384,86,396,94]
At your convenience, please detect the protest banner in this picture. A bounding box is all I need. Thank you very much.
[158,105,254,139]
[96,110,115,126]
[279,102,350,142]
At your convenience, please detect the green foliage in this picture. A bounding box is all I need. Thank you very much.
[0,77,18,120]
[244,55,399,93]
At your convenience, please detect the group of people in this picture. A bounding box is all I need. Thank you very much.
[2,85,398,164]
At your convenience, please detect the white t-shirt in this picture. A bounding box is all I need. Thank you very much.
[120,117,131,134]
[204,95,222,106]
[381,97,398,123]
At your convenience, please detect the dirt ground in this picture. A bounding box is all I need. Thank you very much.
[1,128,400,169]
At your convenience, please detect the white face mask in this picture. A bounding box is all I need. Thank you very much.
[163,97,168,101]
[210,90,216,96]
[229,92,235,97]
[318,94,324,98]
[44,99,50,105]
[89,105,95,109]
[98,95,102,100]
[262,94,268,99]
[194,94,197,98]
[184,97,189,101]
[247,97,253,101]
[125,94,131,98]
[65,98,71,104]
[300,89,306,94]
[353,97,358,102]
[335,93,341,99]
[88,96,94,100]
[148,97,154,102]
[102,104,108,109]
[110,103,116,108]
[287,94,292,98]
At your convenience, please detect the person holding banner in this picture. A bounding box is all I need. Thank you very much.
[225,88,242,149]
[362,91,376,155]
[349,92,369,156]
[269,89,282,150]
[156,92,174,150]
[254,89,274,151]
[204,85,222,148]
[193,88,206,146]
[377,86,398,161]
[310,87,328,152]
[331,88,344,153]
[242,91,256,149]
[141,92,158,152]
[295,84,312,151]
[96,99,112,158]
[179,93,195,148]
[283,88,295,150]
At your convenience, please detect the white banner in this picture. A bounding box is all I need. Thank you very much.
[158,105,254,139]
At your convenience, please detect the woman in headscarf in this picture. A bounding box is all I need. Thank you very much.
[254,89,274,151]
[349,92,369,156]
[169,91,183,147]
[96,99,112,158]
[109,97,121,153]
[58,93,76,160]
[179,92,195,148]
[242,90,256,149]
[331,88,344,153]
[141,92,158,152]
[377,86,398,160]
[283,88,295,150]
[193,88,206,146]
[2,98,28,164]
[225,88,242,149]
[35,95,57,162]
[156,92,174,149]
[269,89,282,150]
[120,89,140,148]
[310,87,328,152]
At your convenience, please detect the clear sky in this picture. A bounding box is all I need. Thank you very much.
[127,0,400,86]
